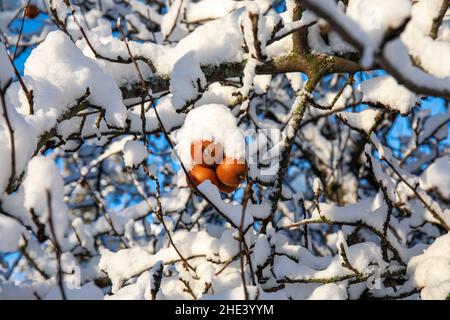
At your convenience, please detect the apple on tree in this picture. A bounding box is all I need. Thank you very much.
[187,140,247,193]
[25,4,39,19]
[176,104,247,194]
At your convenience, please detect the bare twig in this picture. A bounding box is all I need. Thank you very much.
[46,190,67,300]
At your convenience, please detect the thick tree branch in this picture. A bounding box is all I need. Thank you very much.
[298,0,450,99]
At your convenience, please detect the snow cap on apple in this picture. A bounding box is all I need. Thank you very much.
[176,104,247,192]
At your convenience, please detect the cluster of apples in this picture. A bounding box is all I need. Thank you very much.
[187,140,247,193]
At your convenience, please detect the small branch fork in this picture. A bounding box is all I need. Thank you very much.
[368,138,450,231]
[130,167,197,273]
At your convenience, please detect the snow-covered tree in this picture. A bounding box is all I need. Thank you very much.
[0,0,449,300]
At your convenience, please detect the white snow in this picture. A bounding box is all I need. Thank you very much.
[22,156,68,244]
[307,193,388,232]
[156,8,246,75]
[347,0,411,49]
[126,0,162,25]
[100,230,215,293]
[160,0,184,40]
[420,156,450,199]
[170,51,206,110]
[122,140,147,167]
[301,0,376,66]
[25,31,127,129]
[127,96,186,133]
[72,217,95,254]
[338,108,381,134]
[0,215,22,252]
[185,0,271,23]
[360,76,419,115]
[383,38,450,96]
[239,58,260,97]
[407,233,450,300]
[254,234,272,266]
[105,268,156,300]
[197,180,254,229]
[307,283,348,300]
[402,0,450,78]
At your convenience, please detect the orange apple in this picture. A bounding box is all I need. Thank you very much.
[216,157,247,188]
[190,140,223,168]
[25,4,39,19]
[187,165,220,188]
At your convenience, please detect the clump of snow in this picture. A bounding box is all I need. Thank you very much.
[383,39,450,97]
[100,230,216,293]
[122,140,147,167]
[401,0,450,78]
[338,108,381,134]
[213,229,240,261]
[155,8,246,74]
[125,0,162,25]
[22,156,68,244]
[286,73,303,92]
[248,200,271,220]
[360,76,419,115]
[307,283,348,300]
[0,215,22,252]
[313,177,322,194]
[105,266,161,300]
[160,0,184,40]
[72,217,95,254]
[170,51,206,110]
[24,31,127,128]
[253,75,272,94]
[347,0,411,48]
[407,233,450,300]
[176,104,246,170]
[127,96,186,134]
[239,58,259,97]
[300,0,376,66]
[197,181,254,229]
[420,156,450,200]
[185,0,271,23]
[100,246,154,293]
[254,234,272,267]
[275,232,389,283]
[307,194,388,235]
